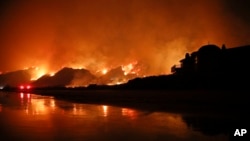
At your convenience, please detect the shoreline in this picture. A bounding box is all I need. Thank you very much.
[2,89,249,117]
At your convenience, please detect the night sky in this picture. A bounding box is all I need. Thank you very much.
[1,0,250,76]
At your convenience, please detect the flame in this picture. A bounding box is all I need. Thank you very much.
[49,72,55,77]
[122,61,140,76]
[122,63,134,75]
[26,61,142,86]
[101,68,108,75]
[1,0,250,80]
[30,67,47,80]
[17,60,168,87]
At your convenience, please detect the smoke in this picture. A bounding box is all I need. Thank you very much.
[1,0,250,75]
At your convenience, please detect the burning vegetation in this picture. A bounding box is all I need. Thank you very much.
[0,61,145,88]
[1,1,250,72]
[1,0,250,87]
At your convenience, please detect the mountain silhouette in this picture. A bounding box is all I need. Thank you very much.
[32,67,96,87]
[1,44,250,90]
[0,69,32,87]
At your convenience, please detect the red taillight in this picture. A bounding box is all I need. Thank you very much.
[19,85,31,90]
[20,85,24,89]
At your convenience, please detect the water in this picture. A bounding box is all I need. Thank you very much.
[0,91,242,141]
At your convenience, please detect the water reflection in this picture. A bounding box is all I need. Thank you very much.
[122,108,137,119]
[72,104,87,116]
[18,93,55,115]
[0,92,236,141]
[102,105,108,117]
[20,92,24,99]
[16,94,140,119]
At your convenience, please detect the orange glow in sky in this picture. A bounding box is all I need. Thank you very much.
[1,0,250,77]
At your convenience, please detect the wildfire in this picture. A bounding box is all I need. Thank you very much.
[26,66,51,81]
[30,67,47,80]
[19,61,144,87]
[49,72,55,77]
[122,61,139,76]
[101,68,108,75]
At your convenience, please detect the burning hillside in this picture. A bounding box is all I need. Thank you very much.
[1,0,250,78]
[0,61,146,87]
[1,0,250,88]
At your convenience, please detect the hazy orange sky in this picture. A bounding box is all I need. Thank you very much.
[1,0,250,75]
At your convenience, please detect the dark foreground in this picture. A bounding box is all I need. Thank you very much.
[1,90,249,141]
[3,88,250,115]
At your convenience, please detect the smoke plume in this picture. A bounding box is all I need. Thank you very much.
[1,0,250,76]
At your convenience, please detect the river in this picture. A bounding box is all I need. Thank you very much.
[0,91,245,141]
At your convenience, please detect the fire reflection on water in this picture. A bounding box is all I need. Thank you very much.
[31,99,47,115]
[0,92,230,140]
[72,104,86,116]
[122,108,137,120]
[102,105,108,117]
[17,93,187,127]
[16,93,190,138]
[19,93,55,115]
